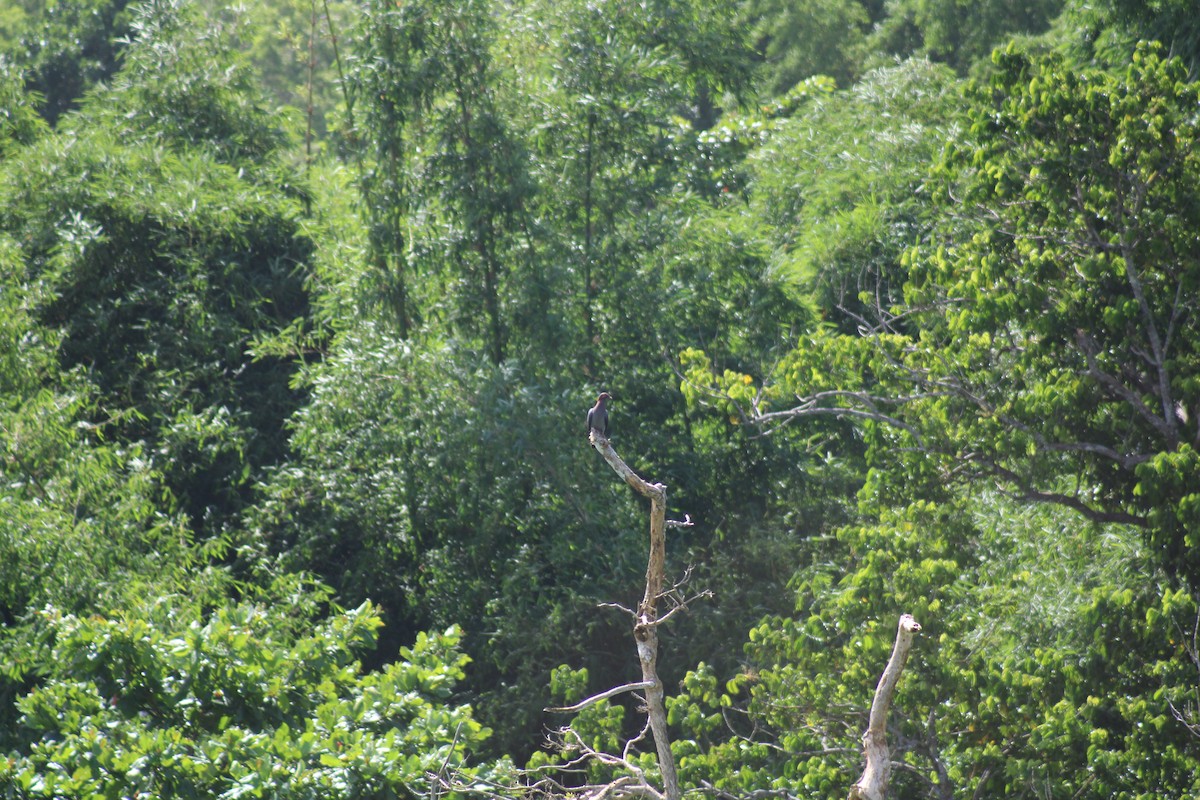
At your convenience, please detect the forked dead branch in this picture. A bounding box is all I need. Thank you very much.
[560,426,694,800]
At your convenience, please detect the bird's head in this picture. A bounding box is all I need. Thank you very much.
[598,392,612,403]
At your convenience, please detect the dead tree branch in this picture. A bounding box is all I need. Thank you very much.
[849,614,922,800]
[546,681,657,714]
[588,428,685,800]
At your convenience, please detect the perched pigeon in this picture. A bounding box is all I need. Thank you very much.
[587,392,612,438]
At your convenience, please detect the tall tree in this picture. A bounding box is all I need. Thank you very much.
[698,45,1200,586]
[0,0,314,534]
[522,0,755,370]
[347,0,438,336]
[420,0,535,364]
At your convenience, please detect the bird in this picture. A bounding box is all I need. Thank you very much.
[587,392,611,439]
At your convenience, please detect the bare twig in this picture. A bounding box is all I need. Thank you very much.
[546,681,657,714]
[1167,600,1200,739]
[599,600,638,616]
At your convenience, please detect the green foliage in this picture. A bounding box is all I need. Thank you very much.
[0,0,315,534]
[1094,0,1200,77]
[669,75,835,202]
[2,135,311,532]
[0,585,510,798]
[749,58,961,327]
[743,0,871,91]
[666,497,1200,797]
[6,1,1200,795]
[403,0,537,364]
[737,0,1066,91]
[712,43,1200,585]
[0,225,203,696]
[344,0,440,335]
[248,324,653,757]
[673,36,1200,797]
[0,60,47,158]
[313,0,821,759]
[511,0,756,365]
[346,0,538,343]
[0,391,196,628]
[869,0,1066,75]
[102,0,292,169]
[0,221,231,740]
[230,0,357,145]
[0,0,135,124]
[927,43,1200,579]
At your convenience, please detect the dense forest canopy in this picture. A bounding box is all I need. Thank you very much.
[1,0,1199,797]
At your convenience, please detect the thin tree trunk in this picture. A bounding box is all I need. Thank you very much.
[582,113,596,370]
[590,430,681,800]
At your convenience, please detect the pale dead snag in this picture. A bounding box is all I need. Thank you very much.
[574,428,693,800]
[849,614,922,800]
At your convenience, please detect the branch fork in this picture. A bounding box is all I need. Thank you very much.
[586,427,687,800]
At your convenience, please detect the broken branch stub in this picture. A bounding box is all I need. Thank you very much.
[849,613,922,800]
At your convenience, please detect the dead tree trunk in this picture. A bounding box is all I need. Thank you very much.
[589,429,683,800]
[849,613,922,800]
